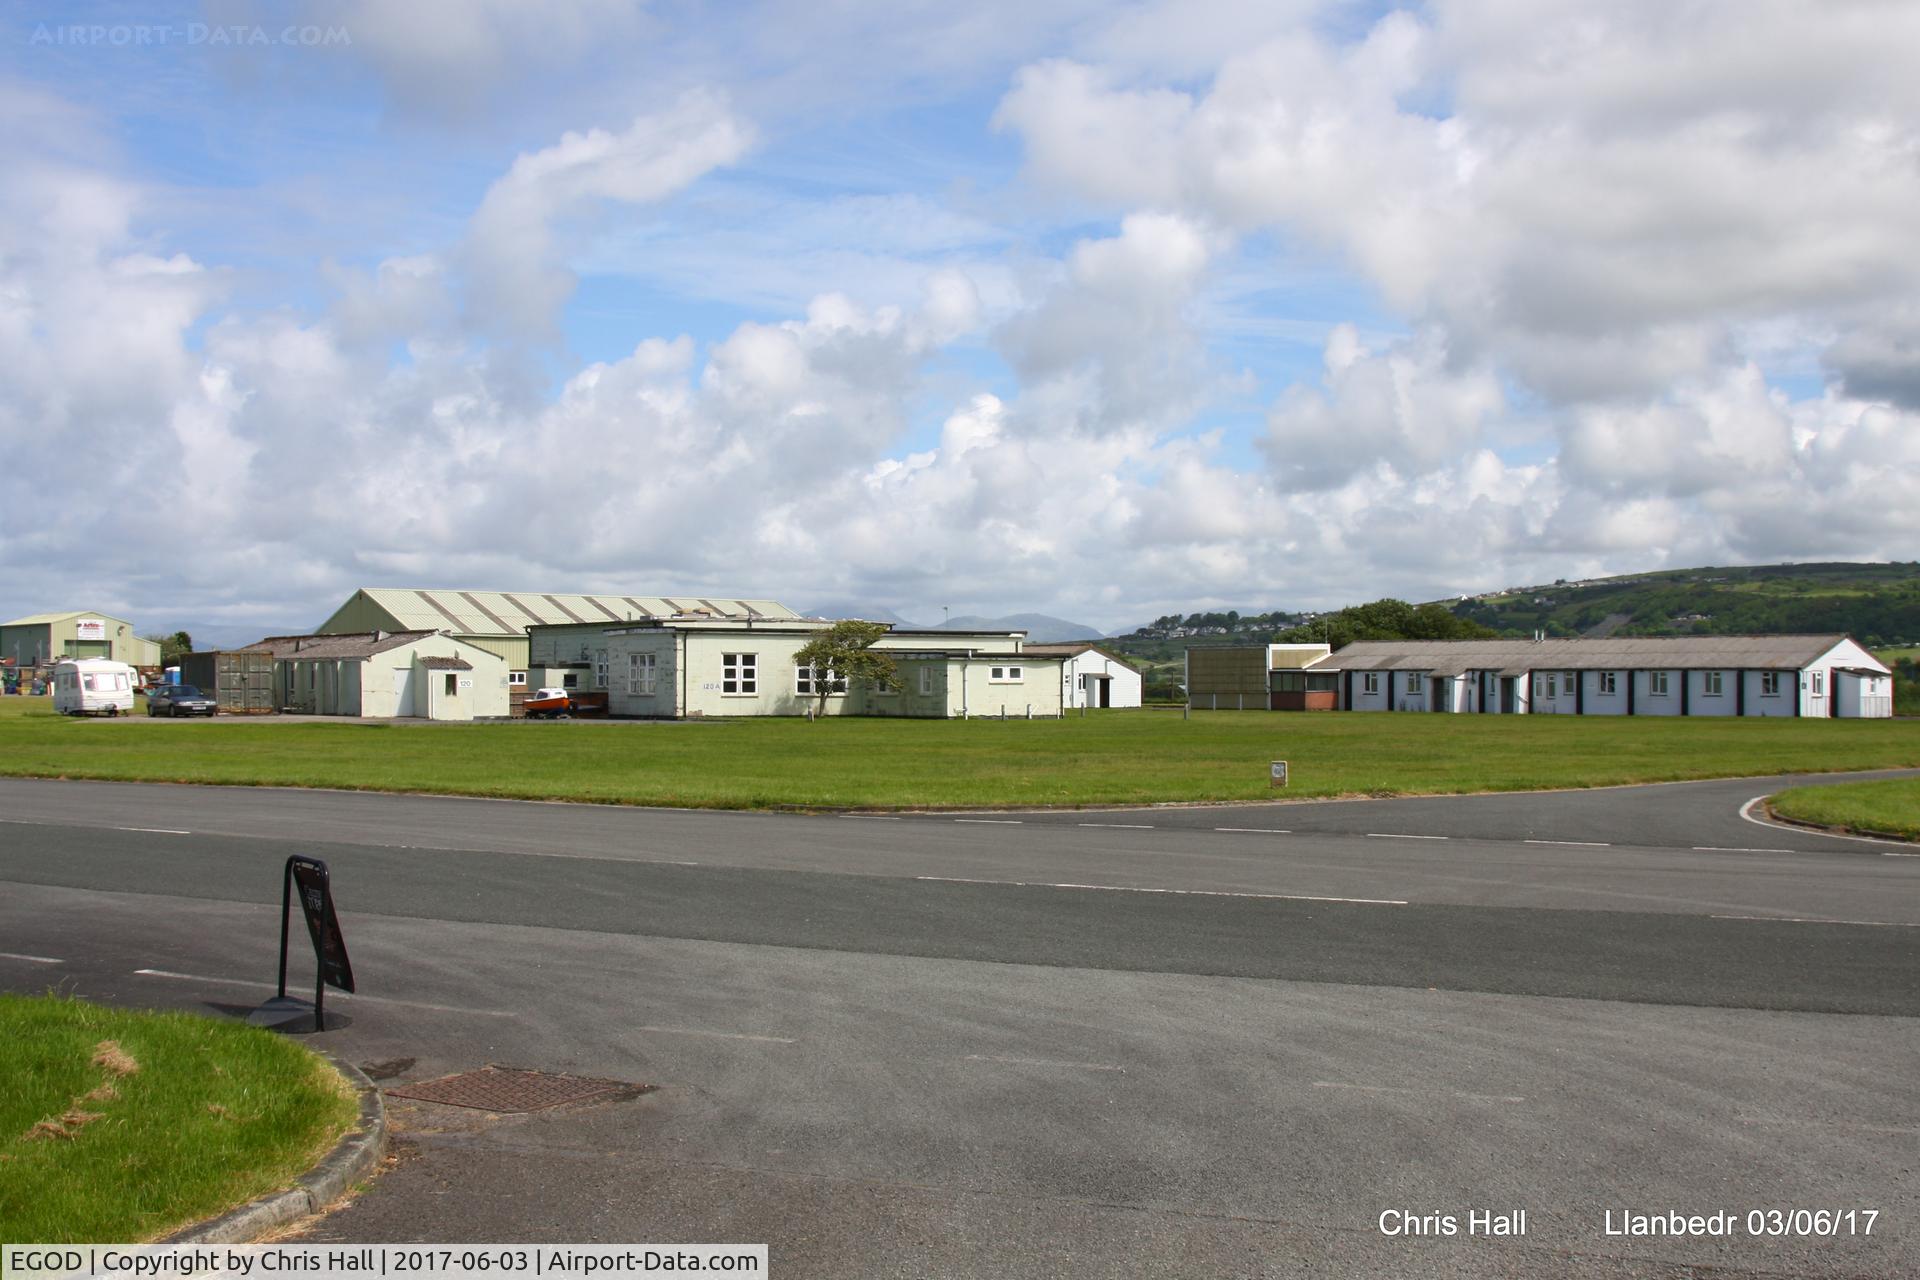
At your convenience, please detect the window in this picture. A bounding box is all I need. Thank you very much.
[1650,671,1669,696]
[563,673,579,689]
[795,663,845,696]
[594,650,609,689]
[872,674,898,696]
[1405,671,1425,694]
[1811,670,1825,696]
[1761,671,1780,696]
[628,653,656,696]
[1363,673,1380,695]
[918,666,935,696]
[444,673,457,696]
[1704,671,1723,696]
[1543,674,1557,699]
[989,665,1022,683]
[508,671,527,687]
[1599,672,1617,695]
[722,652,757,695]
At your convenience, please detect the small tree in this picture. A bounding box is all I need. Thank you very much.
[793,620,898,718]
[142,631,194,663]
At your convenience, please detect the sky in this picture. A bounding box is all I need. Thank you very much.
[3,0,1917,644]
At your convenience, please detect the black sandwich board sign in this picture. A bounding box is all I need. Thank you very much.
[251,855,354,1032]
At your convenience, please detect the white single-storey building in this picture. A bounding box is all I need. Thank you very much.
[1308,634,1893,718]
[536,616,1065,719]
[1025,642,1144,709]
[240,630,510,719]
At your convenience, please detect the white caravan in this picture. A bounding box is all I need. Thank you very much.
[53,658,136,716]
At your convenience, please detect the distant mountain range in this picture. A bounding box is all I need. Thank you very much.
[803,605,1105,643]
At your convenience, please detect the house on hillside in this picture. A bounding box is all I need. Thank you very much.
[1023,642,1143,709]
[1310,635,1892,717]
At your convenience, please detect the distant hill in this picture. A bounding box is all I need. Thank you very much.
[1446,562,1920,646]
[935,613,1105,643]
[801,602,920,626]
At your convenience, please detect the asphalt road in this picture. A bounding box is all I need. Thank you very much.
[2,772,1916,1278]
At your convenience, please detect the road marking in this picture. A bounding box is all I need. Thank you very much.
[1313,1081,1524,1104]
[1523,839,1610,847]
[838,814,902,821]
[1692,846,1794,854]
[0,952,64,965]
[118,827,190,835]
[915,875,1405,905]
[1367,832,1449,840]
[1077,823,1155,829]
[1740,794,1920,854]
[633,1024,796,1045]
[0,819,50,825]
[964,1054,1126,1073]
[1215,827,1291,834]
[954,818,1022,824]
[1709,914,1919,928]
[131,969,516,1016]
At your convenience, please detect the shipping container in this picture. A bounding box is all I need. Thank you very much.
[177,650,278,714]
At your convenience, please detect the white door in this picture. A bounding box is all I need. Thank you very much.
[392,665,416,716]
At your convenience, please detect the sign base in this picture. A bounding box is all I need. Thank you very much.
[247,995,334,1032]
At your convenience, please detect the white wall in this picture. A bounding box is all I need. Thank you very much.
[1060,650,1143,709]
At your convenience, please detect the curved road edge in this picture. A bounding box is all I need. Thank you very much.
[163,1055,387,1244]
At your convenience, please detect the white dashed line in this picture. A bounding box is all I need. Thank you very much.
[633,1024,796,1045]
[131,969,516,1016]
[1215,827,1291,834]
[0,952,64,965]
[837,815,902,821]
[1523,839,1610,847]
[1692,846,1794,854]
[1313,1081,1524,1104]
[965,1054,1126,1073]
[1367,832,1449,841]
[118,827,190,835]
[915,875,1405,905]
[1077,823,1154,830]
[1709,914,1919,928]
[954,818,1022,824]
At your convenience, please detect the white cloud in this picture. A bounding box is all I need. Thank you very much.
[463,92,753,339]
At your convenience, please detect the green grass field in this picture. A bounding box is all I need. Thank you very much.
[1770,778,1920,840]
[0,994,358,1242]
[1,694,1914,809]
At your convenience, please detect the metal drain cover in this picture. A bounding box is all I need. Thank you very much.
[386,1066,641,1113]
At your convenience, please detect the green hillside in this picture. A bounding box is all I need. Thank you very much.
[1446,562,1920,646]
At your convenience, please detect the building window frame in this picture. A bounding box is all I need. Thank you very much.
[918,666,935,696]
[722,652,758,696]
[508,671,527,687]
[1811,670,1825,696]
[1362,673,1379,695]
[593,650,609,689]
[1761,671,1781,697]
[1598,672,1617,695]
[1704,671,1724,697]
[988,665,1023,683]
[795,663,846,696]
[628,652,657,696]
[1650,671,1669,696]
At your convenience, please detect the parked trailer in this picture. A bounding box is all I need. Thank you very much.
[52,658,136,716]
[178,650,277,714]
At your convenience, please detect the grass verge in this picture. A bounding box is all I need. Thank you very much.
[1769,778,1920,840]
[0,994,358,1243]
[1,695,1916,808]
